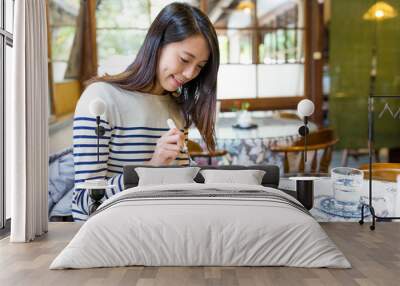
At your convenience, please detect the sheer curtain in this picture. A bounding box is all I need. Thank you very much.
[7,0,49,242]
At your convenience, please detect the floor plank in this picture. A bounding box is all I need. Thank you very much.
[0,222,399,286]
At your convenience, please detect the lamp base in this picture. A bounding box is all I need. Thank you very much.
[296,180,314,210]
[359,203,400,231]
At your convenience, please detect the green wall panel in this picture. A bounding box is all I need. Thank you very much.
[329,0,400,149]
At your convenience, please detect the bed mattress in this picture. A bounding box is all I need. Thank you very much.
[50,183,351,269]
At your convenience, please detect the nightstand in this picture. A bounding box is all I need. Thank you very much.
[279,173,329,210]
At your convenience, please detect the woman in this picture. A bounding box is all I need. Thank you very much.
[72,2,220,221]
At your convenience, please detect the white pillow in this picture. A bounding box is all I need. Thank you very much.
[135,167,201,186]
[200,169,266,185]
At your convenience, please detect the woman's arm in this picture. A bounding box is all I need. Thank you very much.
[72,83,115,220]
[73,84,114,184]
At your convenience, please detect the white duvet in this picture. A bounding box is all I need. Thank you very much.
[50,183,351,269]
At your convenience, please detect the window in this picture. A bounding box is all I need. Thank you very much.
[48,0,80,83]
[1,0,14,230]
[47,0,82,119]
[96,0,199,75]
[94,0,305,103]
[209,0,305,99]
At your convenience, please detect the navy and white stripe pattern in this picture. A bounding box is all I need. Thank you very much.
[72,117,189,221]
[72,83,190,221]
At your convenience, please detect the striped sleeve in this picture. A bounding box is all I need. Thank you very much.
[106,173,124,197]
[72,173,124,222]
[72,83,116,221]
[73,116,113,184]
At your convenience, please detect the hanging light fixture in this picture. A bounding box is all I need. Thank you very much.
[363,1,398,21]
[236,0,255,14]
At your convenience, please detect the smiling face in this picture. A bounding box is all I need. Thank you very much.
[153,34,210,94]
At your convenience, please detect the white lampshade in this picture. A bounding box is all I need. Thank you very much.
[89,98,107,117]
[297,99,315,117]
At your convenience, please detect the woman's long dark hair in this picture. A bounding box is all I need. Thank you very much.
[87,2,219,151]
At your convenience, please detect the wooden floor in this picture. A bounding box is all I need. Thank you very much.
[1,222,399,286]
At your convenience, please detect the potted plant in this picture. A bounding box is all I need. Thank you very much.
[236,101,252,128]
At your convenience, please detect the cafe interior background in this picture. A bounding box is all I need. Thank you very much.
[2,0,400,225]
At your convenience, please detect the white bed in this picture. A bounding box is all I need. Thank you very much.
[50,183,351,269]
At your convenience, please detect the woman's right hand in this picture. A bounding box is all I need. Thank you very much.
[148,128,185,166]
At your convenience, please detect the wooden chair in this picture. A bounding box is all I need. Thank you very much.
[270,128,339,174]
[188,140,228,165]
[358,163,400,182]
[274,111,301,121]
[341,148,380,167]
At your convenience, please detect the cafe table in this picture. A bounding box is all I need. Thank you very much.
[189,111,317,169]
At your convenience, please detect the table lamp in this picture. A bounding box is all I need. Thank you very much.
[86,98,108,214]
[89,98,107,162]
[289,99,316,210]
[297,99,315,164]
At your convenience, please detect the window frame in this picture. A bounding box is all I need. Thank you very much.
[95,0,197,65]
[80,0,322,122]
[216,0,323,125]
[1,0,14,232]
[213,0,306,108]
[46,0,81,119]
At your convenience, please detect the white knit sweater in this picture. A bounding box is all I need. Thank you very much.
[72,82,189,221]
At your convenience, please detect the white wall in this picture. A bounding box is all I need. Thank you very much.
[217,65,257,99]
[257,64,304,97]
[217,64,304,99]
